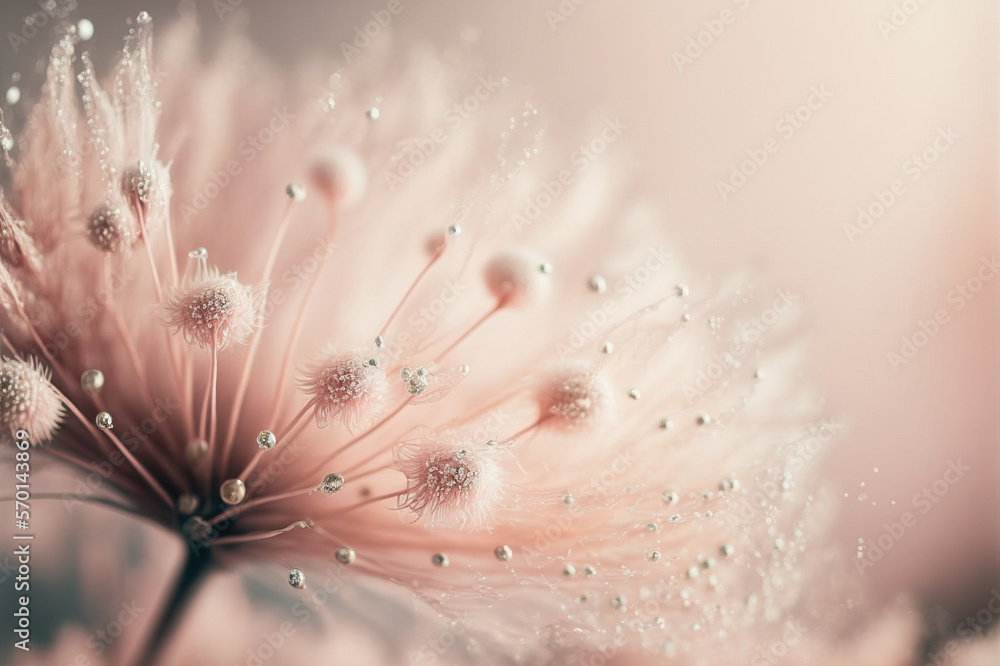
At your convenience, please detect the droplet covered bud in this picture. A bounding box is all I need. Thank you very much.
[86,205,136,253]
[160,270,267,350]
[396,432,504,529]
[535,361,615,432]
[1,357,64,443]
[301,351,388,430]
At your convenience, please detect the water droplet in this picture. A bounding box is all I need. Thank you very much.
[319,473,344,494]
[5,86,20,105]
[285,182,306,201]
[186,439,208,464]
[177,493,199,516]
[95,412,113,429]
[628,388,641,400]
[288,568,305,588]
[563,564,576,577]
[494,545,512,562]
[661,490,679,504]
[80,369,104,392]
[601,342,614,354]
[645,549,661,562]
[366,107,380,121]
[335,546,356,565]
[256,430,277,450]
[588,275,607,293]
[1,126,13,151]
[77,19,95,41]
[220,479,246,505]
[432,553,450,567]
[675,284,689,297]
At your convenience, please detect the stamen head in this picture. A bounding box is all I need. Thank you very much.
[0,357,64,443]
[536,361,615,432]
[160,270,267,350]
[396,433,503,530]
[483,249,552,308]
[310,147,367,209]
[301,351,388,430]
[86,205,136,253]
[122,160,170,209]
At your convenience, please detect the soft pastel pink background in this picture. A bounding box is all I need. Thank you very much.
[1,0,996,621]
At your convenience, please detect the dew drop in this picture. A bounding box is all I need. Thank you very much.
[588,275,607,293]
[95,411,114,429]
[256,430,277,450]
[77,19,95,41]
[186,439,208,464]
[335,546,356,565]
[319,473,345,494]
[288,568,305,589]
[80,369,104,392]
[220,478,246,505]
[5,87,20,105]
[177,493,199,516]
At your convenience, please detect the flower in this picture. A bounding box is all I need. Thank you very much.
[0,11,921,665]
[0,356,64,443]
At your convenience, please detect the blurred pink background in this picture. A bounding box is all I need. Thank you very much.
[1,0,995,630]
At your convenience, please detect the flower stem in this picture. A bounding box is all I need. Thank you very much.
[138,548,213,666]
